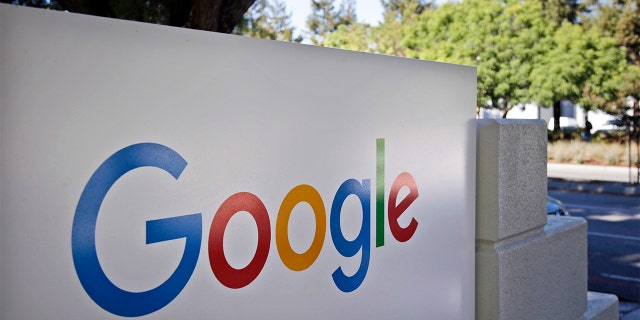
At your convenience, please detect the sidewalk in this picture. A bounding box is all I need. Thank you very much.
[547,163,640,196]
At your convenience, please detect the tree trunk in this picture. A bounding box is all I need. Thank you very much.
[185,0,221,31]
[166,0,195,28]
[501,98,511,119]
[58,0,256,34]
[217,0,256,33]
[553,100,561,132]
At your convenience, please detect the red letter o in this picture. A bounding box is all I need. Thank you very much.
[208,192,271,289]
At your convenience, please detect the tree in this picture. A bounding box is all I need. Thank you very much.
[403,1,471,63]
[585,0,639,66]
[616,0,640,66]
[306,0,356,45]
[399,0,629,121]
[529,22,627,130]
[613,0,640,119]
[539,0,595,25]
[234,0,302,42]
[324,1,425,58]
[325,23,376,52]
[328,0,632,129]
[585,0,639,156]
[483,0,552,117]
[2,0,256,33]
[338,0,357,24]
[381,0,430,22]
[373,0,429,56]
[404,0,551,117]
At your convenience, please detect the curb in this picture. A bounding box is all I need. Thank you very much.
[548,178,640,196]
[547,163,639,184]
[622,308,640,320]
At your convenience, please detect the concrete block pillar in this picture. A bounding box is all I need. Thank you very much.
[476,119,589,320]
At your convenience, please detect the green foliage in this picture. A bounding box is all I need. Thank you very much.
[539,0,595,25]
[621,65,640,104]
[342,0,628,121]
[478,0,550,116]
[404,2,471,63]
[306,0,357,45]
[593,0,639,140]
[324,0,428,56]
[529,23,626,112]
[234,0,302,42]
[382,0,431,22]
[404,0,553,116]
[584,0,639,64]
[376,0,427,56]
[616,0,640,65]
[325,23,375,52]
[393,0,629,118]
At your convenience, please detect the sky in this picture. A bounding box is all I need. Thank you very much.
[280,0,384,35]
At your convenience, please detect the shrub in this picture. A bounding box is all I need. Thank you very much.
[547,141,636,166]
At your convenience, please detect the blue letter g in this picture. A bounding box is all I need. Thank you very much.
[72,143,201,317]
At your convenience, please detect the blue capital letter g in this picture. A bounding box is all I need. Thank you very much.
[72,143,201,317]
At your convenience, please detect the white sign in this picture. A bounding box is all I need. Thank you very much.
[0,4,476,319]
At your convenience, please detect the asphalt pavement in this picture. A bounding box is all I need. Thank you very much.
[547,163,640,320]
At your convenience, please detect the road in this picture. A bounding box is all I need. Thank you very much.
[549,190,640,302]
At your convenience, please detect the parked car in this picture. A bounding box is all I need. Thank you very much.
[547,117,579,131]
[594,119,625,135]
[547,196,569,216]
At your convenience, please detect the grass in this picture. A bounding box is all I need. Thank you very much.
[547,141,639,166]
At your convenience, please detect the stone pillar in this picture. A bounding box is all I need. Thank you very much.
[475,119,617,320]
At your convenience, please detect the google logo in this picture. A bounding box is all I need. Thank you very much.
[72,139,420,317]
